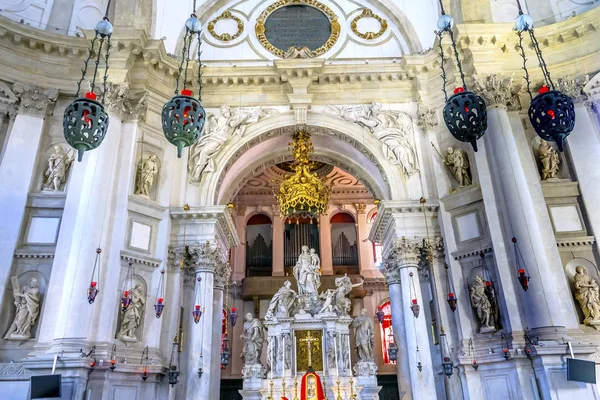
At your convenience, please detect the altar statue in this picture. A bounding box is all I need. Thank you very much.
[265,281,297,320]
[351,309,375,362]
[318,274,363,316]
[241,313,265,365]
[294,246,321,296]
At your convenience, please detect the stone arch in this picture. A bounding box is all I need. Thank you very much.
[197,111,406,206]
[329,209,357,223]
[245,210,273,225]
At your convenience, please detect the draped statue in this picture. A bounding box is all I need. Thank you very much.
[241,313,266,365]
[539,140,560,180]
[293,246,321,296]
[118,283,146,340]
[5,277,41,340]
[265,280,297,320]
[573,266,600,325]
[351,309,375,362]
[470,275,495,333]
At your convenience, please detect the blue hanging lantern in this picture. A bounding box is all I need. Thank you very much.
[435,4,488,152]
[514,1,575,151]
[162,5,206,158]
[63,2,114,162]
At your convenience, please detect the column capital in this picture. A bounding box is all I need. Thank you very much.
[354,203,367,214]
[380,259,401,285]
[13,82,57,116]
[390,236,424,266]
[417,103,438,132]
[213,261,231,290]
[103,83,148,121]
[272,204,282,218]
[473,74,520,110]
[556,74,589,103]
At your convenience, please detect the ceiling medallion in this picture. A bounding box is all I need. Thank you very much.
[208,10,244,42]
[273,131,331,220]
[351,8,388,40]
[255,0,340,58]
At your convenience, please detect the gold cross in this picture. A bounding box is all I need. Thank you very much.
[299,331,320,367]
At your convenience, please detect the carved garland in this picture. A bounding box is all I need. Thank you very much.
[255,0,341,58]
[350,8,388,40]
[208,10,245,42]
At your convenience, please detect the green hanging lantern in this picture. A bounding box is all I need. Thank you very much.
[161,3,206,158]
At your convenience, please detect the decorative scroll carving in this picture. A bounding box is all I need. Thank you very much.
[13,83,57,115]
[208,11,244,42]
[351,9,388,40]
[417,103,438,132]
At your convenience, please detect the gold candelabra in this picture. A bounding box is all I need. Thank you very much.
[335,378,342,400]
[323,379,329,400]
[267,379,274,400]
[294,375,299,400]
[282,380,287,399]
[349,378,357,400]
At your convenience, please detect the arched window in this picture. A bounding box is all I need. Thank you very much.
[246,214,273,277]
[330,212,358,274]
[371,212,383,267]
[379,301,396,365]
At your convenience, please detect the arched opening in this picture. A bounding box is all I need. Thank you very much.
[284,217,320,275]
[330,212,358,274]
[245,214,273,277]
[378,300,396,365]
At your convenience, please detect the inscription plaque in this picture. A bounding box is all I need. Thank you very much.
[264,5,331,52]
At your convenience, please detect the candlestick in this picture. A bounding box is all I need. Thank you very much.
[323,379,329,400]
[294,376,299,400]
[268,379,274,400]
[349,377,357,400]
[336,378,342,400]
[282,334,286,378]
[282,380,287,398]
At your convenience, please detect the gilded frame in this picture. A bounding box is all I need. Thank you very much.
[255,0,341,58]
[208,10,245,42]
[350,8,388,40]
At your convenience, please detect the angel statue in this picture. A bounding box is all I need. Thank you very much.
[327,101,419,178]
[188,105,278,183]
[318,273,364,316]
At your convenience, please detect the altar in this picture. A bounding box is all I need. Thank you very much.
[239,246,380,400]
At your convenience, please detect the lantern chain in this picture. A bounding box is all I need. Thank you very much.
[104,0,112,19]
[527,29,554,89]
[436,32,449,101]
[447,29,467,90]
[101,36,112,103]
[197,38,203,102]
[89,37,105,96]
[515,30,533,100]
[182,33,193,91]
[175,31,190,96]
[76,36,97,98]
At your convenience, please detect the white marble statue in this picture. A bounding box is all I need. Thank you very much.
[134,154,159,197]
[241,313,266,365]
[318,273,363,316]
[470,276,495,333]
[117,283,146,340]
[188,105,277,183]
[42,146,73,191]
[265,280,297,320]
[326,331,336,369]
[351,309,375,362]
[539,140,560,180]
[4,277,40,340]
[328,102,419,178]
[293,246,321,296]
[573,266,600,325]
[444,147,472,187]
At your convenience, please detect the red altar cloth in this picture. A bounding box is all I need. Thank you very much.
[300,370,325,400]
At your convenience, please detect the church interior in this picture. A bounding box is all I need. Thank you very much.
[0,0,600,399]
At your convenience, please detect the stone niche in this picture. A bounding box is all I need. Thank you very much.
[115,271,148,343]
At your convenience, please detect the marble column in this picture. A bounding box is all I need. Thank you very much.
[475,105,578,335]
[38,110,123,349]
[566,102,600,241]
[380,259,413,400]
[355,204,376,278]
[319,211,333,275]
[272,205,284,277]
[0,84,57,309]
[209,262,229,395]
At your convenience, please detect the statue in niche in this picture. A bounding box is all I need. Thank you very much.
[117,283,146,341]
[538,140,560,180]
[42,146,73,191]
[188,105,277,183]
[573,266,600,327]
[351,309,375,362]
[326,331,336,369]
[469,275,495,333]
[5,277,40,340]
[241,313,266,365]
[318,274,363,316]
[134,154,159,197]
[293,246,321,296]
[282,332,292,371]
[265,280,297,320]
[444,147,472,187]
[328,101,419,178]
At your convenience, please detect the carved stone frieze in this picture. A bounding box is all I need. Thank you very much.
[473,74,520,110]
[102,83,148,121]
[556,75,589,103]
[417,103,438,132]
[12,83,57,115]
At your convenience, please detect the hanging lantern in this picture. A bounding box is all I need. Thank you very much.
[440,327,454,376]
[479,252,496,301]
[161,1,206,158]
[87,248,102,304]
[436,1,488,151]
[168,338,181,386]
[416,346,422,373]
[408,272,420,318]
[512,237,530,291]
[154,269,166,318]
[192,275,202,323]
[468,338,479,371]
[444,264,458,312]
[229,307,238,327]
[109,344,117,371]
[141,346,149,381]
[192,305,202,324]
[376,306,385,324]
[513,1,575,151]
[387,333,398,362]
[221,333,232,368]
[197,354,204,378]
[501,332,511,360]
[121,261,134,313]
[63,3,114,161]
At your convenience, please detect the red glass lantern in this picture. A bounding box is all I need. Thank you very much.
[121,290,131,312]
[193,305,202,324]
[121,261,134,312]
[88,281,99,304]
[408,272,420,318]
[229,307,238,326]
[376,306,385,324]
[410,299,420,318]
[512,237,530,291]
[154,269,166,318]
[87,248,102,304]
[155,298,165,318]
[447,292,457,312]
[109,344,117,371]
